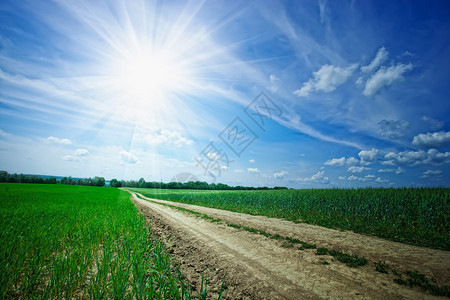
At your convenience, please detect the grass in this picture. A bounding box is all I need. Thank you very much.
[127,187,450,250]
[393,270,450,297]
[0,183,195,299]
[374,261,389,274]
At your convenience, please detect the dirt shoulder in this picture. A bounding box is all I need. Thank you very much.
[130,191,449,299]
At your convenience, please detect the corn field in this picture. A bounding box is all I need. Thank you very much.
[130,187,450,250]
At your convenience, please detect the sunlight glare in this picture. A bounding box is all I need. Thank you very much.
[117,48,185,100]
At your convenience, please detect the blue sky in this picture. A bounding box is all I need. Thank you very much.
[1,0,449,188]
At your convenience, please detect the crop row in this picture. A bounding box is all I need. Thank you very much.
[0,183,194,299]
[128,187,449,250]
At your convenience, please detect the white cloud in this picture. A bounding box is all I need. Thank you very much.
[361,47,388,73]
[324,156,358,166]
[74,148,89,157]
[378,167,405,175]
[347,175,360,181]
[420,169,443,178]
[233,169,245,173]
[421,116,444,131]
[207,152,219,160]
[412,131,450,148]
[249,159,255,163]
[383,149,450,166]
[378,120,409,139]
[294,64,357,97]
[247,167,259,173]
[273,171,288,179]
[364,174,375,180]
[297,171,329,183]
[358,148,380,165]
[47,136,72,145]
[375,177,389,183]
[363,63,413,96]
[62,148,89,162]
[137,128,193,147]
[345,174,376,182]
[269,74,280,93]
[120,150,138,164]
[347,166,370,173]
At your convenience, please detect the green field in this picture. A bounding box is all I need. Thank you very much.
[128,187,450,250]
[0,183,192,299]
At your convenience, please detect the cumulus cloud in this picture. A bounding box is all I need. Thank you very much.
[383,149,450,166]
[137,128,193,147]
[294,64,357,97]
[207,152,219,160]
[62,148,89,162]
[247,167,259,173]
[363,63,413,96]
[120,150,138,164]
[378,167,405,175]
[249,159,255,163]
[378,120,410,139]
[358,148,380,165]
[273,171,288,179]
[324,156,359,166]
[297,171,329,183]
[421,116,444,131]
[412,131,450,148]
[375,177,389,183]
[48,136,72,145]
[347,166,370,173]
[361,47,388,73]
[420,169,443,178]
[343,174,376,182]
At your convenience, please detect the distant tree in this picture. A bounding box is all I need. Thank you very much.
[93,176,105,187]
[47,177,57,184]
[138,177,146,188]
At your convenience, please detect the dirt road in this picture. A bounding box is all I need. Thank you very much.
[128,191,449,299]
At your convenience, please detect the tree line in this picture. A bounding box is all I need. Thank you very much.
[0,171,105,187]
[0,171,287,190]
[110,177,287,190]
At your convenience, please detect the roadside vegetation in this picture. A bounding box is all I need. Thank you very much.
[128,187,449,250]
[0,183,195,299]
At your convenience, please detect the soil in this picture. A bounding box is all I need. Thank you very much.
[128,191,449,299]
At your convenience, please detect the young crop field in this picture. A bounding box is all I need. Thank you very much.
[128,187,450,250]
[0,183,193,299]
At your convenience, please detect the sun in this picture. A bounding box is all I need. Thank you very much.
[114,48,186,101]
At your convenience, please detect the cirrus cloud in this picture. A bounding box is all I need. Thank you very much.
[361,47,388,73]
